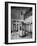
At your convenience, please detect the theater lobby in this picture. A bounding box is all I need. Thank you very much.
[11,7,32,39]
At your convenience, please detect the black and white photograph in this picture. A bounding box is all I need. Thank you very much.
[5,2,36,44]
[11,7,32,39]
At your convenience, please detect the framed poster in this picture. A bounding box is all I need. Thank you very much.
[5,2,36,44]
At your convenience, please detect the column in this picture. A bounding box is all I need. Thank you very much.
[29,24,31,32]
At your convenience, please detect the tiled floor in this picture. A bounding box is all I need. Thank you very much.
[11,31,32,40]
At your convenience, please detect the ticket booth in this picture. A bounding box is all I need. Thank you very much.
[11,20,26,37]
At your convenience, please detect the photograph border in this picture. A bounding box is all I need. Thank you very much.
[5,2,36,44]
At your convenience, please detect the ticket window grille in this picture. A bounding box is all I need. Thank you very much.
[13,24,16,31]
[11,24,20,32]
[25,23,32,32]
